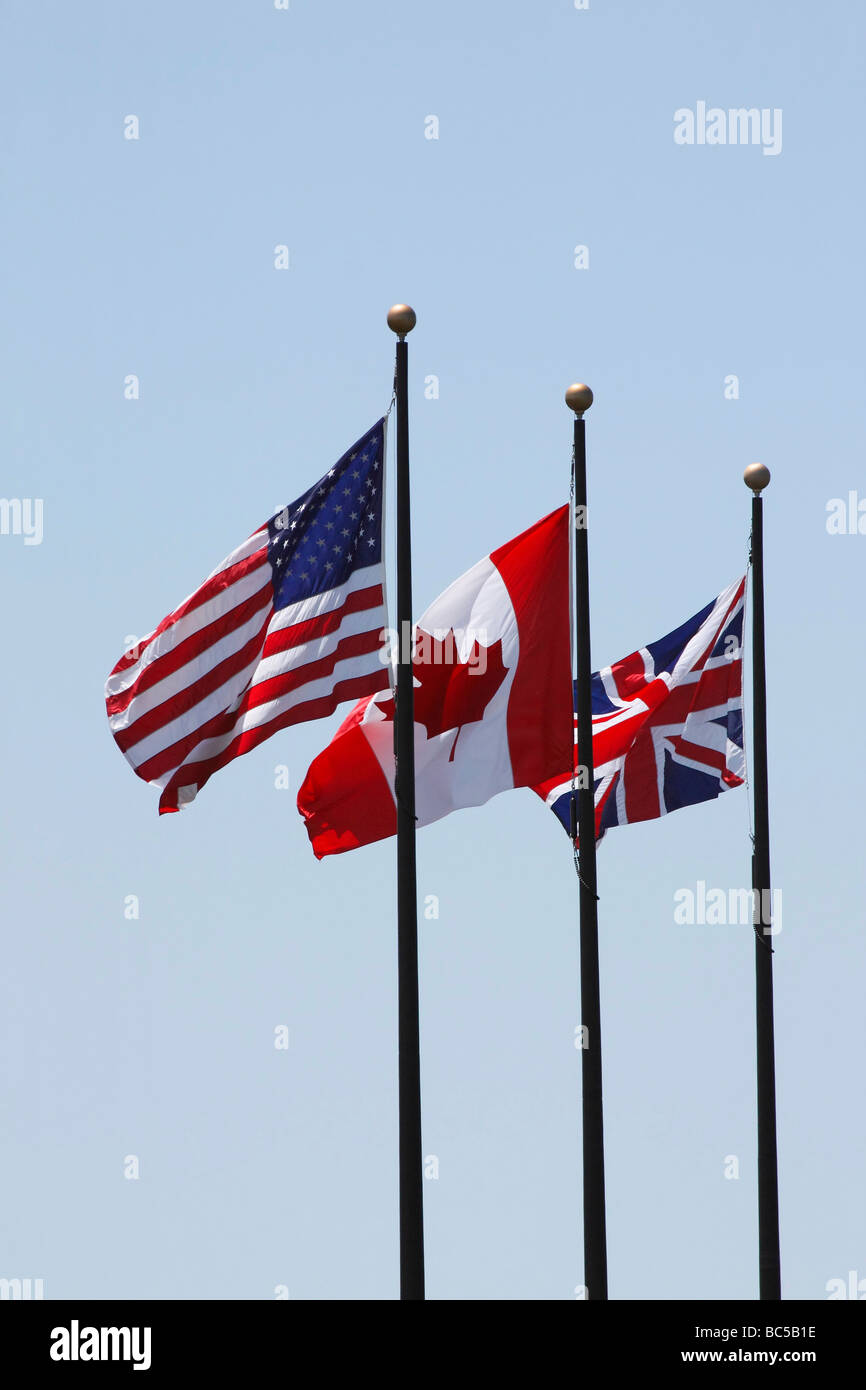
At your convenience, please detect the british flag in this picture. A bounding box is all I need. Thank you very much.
[533,577,747,842]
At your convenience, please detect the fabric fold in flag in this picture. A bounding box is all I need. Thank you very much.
[533,576,747,842]
[298,505,573,857]
[105,420,390,813]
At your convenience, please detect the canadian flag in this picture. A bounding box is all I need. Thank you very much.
[297,506,572,857]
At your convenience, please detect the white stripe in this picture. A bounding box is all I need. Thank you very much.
[254,605,386,685]
[726,739,746,781]
[106,558,271,698]
[267,562,384,635]
[110,601,272,734]
[109,554,380,706]
[127,658,261,766]
[614,761,628,824]
[542,777,575,810]
[593,751,626,781]
[151,647,386,791]
[589,699,652,737]
[599,665,627,708]
[671,581,744,685]
[680,702,740,749]
[125,599,385,764]
[654,720,666,810]
[204,527,269,579]
[704,653,743,672]
[595,767,621,818]
[115,579,385,739]
[109,526,268,691]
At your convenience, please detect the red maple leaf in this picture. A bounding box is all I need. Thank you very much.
[378,628,508,760]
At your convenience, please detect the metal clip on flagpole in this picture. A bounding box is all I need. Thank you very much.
[743,461,781,1302]
[566,382,609,1301]
[387,304,425,1301]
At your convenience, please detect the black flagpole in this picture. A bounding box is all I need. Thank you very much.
[566,383,608,1300]
[744,462,781,1300]
[388,304,425,1300]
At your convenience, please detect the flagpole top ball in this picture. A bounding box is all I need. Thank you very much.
[387,304,416,337]
[565,383,593,415]
[744,463,771,492]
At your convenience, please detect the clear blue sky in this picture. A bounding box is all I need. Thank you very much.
[2,0,864,1300]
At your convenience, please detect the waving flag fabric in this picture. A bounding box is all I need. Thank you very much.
[106,420,389,813]
[534,577,746,842]
[298,506,572,857]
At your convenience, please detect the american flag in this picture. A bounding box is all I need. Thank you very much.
[106,420,390,813]
[534,577,746,841]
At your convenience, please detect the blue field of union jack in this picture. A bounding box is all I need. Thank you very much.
[534,577,747,842]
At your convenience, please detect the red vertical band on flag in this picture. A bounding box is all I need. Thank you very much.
[297,697,396,857]
[490,505,573,787]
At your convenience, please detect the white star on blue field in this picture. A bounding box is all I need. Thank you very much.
[268,419,384,607]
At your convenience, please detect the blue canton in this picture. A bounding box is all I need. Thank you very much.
[267,419,385,612]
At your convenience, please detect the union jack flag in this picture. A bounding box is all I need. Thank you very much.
[533,577,746,842]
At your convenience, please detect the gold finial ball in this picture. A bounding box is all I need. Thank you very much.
[565,383,593,415]
[387,304,416,337]
[744,463,771,492]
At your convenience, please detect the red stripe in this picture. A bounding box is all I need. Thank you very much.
[721,769,745,788]
[590,678,670,766]
[108,582,273,720]
[671,735,729,776]
[114,606,274,754]
[132,625,384,782]
[611,652,648,700]
[244,627,385,713]
[107,546,269,679]
[623,728,661,823]
[641,664,741,732]
[158,667,390,813]
[263,584,384,659]
[134,701,239,785]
